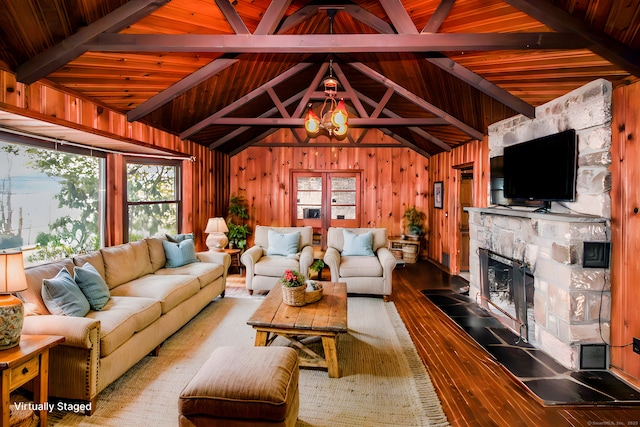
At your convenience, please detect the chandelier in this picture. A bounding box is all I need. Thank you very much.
[304,62,349,138]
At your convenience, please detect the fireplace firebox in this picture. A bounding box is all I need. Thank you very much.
[479,248,534,343]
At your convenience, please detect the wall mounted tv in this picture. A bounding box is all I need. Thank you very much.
[503,129,578,202]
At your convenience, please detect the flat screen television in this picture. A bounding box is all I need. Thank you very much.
[503,129,577,202]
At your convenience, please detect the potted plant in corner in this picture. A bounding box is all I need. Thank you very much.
[309,259,325,280]
[227,194,251,250]
[402,205,426,241]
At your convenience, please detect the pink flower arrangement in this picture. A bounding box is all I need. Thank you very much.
[280,269,305,287]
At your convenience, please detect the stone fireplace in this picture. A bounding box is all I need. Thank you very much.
[468,79,613,370]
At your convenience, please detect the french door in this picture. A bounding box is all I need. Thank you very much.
[292,171,361,249]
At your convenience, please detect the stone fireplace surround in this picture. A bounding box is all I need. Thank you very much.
[468,79,613,370]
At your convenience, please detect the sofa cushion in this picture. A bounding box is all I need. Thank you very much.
[101,240,153,288]
[21,259,75,316]
[162,239,200,268]
[74,262,110,310]
[41,268,91,317]
[86,296,161,357]
[109,274,200,314]
[266,230,301,256]
[341,230,374,256]
[73,251,106,279]
[339,255,383,278]
[254,256,301,277]
[154,262,224,288]
[146,237,167,272]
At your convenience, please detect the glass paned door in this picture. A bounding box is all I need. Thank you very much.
[293,171,360,249]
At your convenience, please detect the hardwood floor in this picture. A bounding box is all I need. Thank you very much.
[392,261,640,426]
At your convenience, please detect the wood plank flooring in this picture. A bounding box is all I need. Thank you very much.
[392,261,640,426]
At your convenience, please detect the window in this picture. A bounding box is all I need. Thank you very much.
[0,139,105,264]
[125,160,181,242]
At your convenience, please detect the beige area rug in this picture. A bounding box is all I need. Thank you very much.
[48,293,450,426]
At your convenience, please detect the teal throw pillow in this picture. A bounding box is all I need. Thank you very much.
[42,268,91,317]
[342,230,375,256]
[163,239,200,268]
[266,230,301,256]
[74,263,110,310]
[166,233,194,243]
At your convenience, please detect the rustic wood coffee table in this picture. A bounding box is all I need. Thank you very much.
[247,281,348,378]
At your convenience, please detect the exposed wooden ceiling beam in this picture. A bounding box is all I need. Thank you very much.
[209,91,305,149]
[356,90,452,153]
[87,33,589,53]
[379,0,418,34]
[505,0,640,77]
[181,62,313,140]
[278,5,393,34]
[349,62,484,140]
[16,0,170,85]
[200,118,451,126]
[214,0,250,34]
[422,0,456,33]
[425,54,535,118]
[254,0,292,35]
[127,57,239,122]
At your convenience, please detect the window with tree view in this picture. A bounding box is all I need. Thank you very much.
[126,161,180,242]
[0,140,105,265]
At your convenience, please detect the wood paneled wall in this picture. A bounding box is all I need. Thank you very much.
[0,70,228,250]
[610,80,640,386]
[427,138,489,274]
[229,142,430,251]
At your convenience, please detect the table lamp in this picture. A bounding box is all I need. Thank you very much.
[0,250,28,350]
[205,218,229,251]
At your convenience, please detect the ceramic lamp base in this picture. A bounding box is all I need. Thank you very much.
[206,233,229,252]
[0,294,24,350]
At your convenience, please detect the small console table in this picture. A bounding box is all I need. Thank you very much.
[0,335,65,427]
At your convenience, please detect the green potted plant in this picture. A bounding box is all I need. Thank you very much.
[402,205,426,240]
[227,194,251,250]
[309,259,325,280]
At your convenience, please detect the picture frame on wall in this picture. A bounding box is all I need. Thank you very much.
[434,181,443,209]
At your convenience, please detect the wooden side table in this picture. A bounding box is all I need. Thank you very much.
[0,335,65,427]
[224,248,243,276]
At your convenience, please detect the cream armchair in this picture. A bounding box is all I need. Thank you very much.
[324,227,396,301]
[241,226,314,294]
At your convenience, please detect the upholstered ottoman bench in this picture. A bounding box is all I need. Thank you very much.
[178,346,300,427]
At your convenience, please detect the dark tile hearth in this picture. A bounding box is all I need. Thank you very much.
[422,289,640,406]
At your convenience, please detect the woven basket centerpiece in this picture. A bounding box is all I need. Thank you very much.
[280,269,307,306]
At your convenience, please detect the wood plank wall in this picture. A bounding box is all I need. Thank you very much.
[0,70,228,251]
[610,80,640,387]
[229,140,430,253]
[427,138,489,274]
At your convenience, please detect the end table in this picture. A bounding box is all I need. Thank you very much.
[0,335,65,427]
[224,248,243,276]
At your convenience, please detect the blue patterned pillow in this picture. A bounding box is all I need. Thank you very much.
[163,239,200,268]
[42,268,91,317]
[74,263,110,310]
[342,230,375,256]
[266,230,301,256]
[165,233,194,243]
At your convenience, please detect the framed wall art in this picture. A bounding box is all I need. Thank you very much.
[434,181,443,209]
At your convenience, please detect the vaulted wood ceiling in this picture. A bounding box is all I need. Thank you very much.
[0,0,638,157]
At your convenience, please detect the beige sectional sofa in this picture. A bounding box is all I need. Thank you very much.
[18,237,230,413]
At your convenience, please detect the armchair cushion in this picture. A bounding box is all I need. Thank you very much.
[341,230,374,256]
[266,230,301,256]
[339,256,383,277]
[42,268,91,317]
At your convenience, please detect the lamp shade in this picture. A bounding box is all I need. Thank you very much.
[0,251,28,294]
[205,218,229,234]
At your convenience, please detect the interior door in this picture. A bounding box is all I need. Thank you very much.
[458,171,473,272]
[293,171,360,249]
